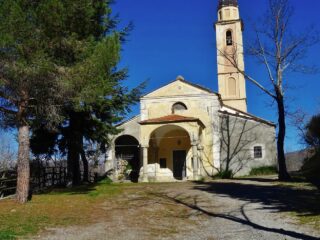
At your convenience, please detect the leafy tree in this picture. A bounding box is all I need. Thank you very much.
[0,0,63,203]
[304,114,320,151]
[30,0,143,185]
[302,114,320,186]
[1,0,142,202]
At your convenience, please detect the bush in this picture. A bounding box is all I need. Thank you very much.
[214,170,233,179]
[304,115,320,149]
[302,113,320,189]
[249,166,278,176]
[99,177,113,185]
[301,152,320,188]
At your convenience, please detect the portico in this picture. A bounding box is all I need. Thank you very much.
[139,115,204,182]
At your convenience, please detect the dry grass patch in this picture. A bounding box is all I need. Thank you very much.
[0,181,203,240]
[0,179,123,240]
[277,181,320,230]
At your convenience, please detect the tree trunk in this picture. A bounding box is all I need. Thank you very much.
[67,145,74,185]
[67,112,82,186]
[81,149,89,183]
[225,116,231,176]
[276,96,291,181]
[16,124,30,203]
[67,140,81,185]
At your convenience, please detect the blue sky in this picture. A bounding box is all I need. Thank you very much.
[1,0,319,153]
[112,0,320,152]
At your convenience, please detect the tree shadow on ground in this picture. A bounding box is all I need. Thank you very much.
[193,180,320,217]
[159,193,319,240]
[232,177,279,183]
[35,180,111,196]
[152,179,320,240]
[36,185,97,195]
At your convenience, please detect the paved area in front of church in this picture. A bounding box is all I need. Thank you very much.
[36,177,320,240]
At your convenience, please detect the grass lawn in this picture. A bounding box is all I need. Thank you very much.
[0,179,124,240]
[0,181,199,240]
[299,214,320,231]
[243,169,320,230]
[0,177,319,239]
[277,181,320,230]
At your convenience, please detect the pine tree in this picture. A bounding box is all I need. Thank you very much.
[1,0,142,202]
[0,0,63,203]
[30,0,143,185]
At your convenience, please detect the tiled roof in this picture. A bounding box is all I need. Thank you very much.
[139,115,199,124]
[220,104,276,127]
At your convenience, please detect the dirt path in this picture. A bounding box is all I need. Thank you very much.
[33,178,320,240]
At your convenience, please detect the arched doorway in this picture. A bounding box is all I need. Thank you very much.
[149,125,191,180]
[115,135,140,182]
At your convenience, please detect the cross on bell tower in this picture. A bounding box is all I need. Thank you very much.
[215,0,247,112]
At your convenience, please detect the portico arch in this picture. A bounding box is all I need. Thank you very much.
[149,125,191,180]
[139,118,204,182]
[114,135,140,182]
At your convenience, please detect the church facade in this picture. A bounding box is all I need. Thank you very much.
[105,0,277,182]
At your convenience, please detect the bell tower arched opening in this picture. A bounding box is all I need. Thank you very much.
[216,0,247,112]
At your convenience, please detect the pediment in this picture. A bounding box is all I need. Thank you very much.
[144,79,216,98]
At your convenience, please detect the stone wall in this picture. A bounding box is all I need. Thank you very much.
[218,112,277,176]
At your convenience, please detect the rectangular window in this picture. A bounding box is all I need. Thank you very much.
[160,158,167,169]
[254,146,263,159]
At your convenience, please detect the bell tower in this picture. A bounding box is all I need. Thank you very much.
[215,0,247,112]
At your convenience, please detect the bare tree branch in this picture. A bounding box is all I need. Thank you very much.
[255,31,276,85]
[217,0,319,180]
[0,106,17,115]
[218,48,276,99]
[0,91,18,105]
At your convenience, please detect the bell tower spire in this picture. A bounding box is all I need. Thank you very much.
[215,0,247,112]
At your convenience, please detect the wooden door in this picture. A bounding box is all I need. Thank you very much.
[173,150,186,180]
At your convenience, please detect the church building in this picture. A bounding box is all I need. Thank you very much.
[105,0,277,182]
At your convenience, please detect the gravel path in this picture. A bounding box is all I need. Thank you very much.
[33,178,320,240]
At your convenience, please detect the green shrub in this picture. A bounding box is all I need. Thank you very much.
[99,177,113,185]
[301,152,320,188]
[0,230,15,240]
[125,164,132,172]
[249,166,278,176]
[214,170,233,179]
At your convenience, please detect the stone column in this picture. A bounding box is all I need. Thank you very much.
[198,145,205,176]
[192,143,199,181]
[142,146,149,182]
[154,147,159,181]
[106,143,117,181]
